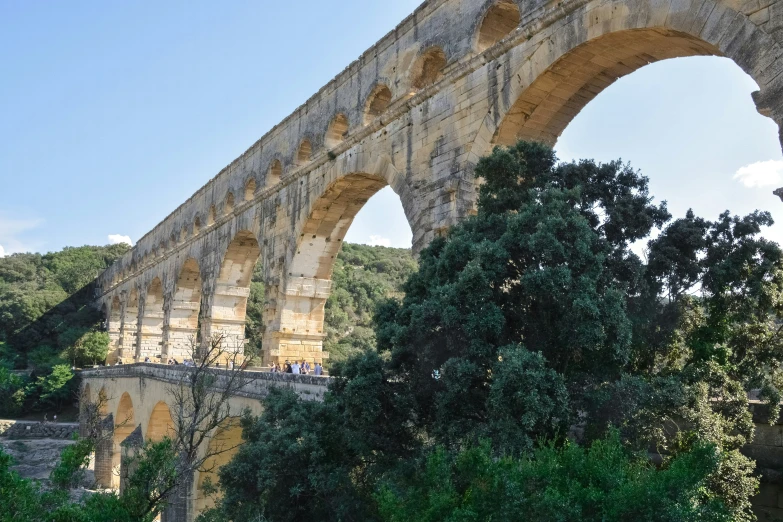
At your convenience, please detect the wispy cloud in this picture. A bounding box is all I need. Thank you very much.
[0,215,44,255]
[108,234,133,246]
[368,235,392,247]
[733,159,783,188]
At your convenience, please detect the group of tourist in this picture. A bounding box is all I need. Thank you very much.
[269,360,323,375]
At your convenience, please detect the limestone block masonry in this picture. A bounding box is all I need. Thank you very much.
[80,364,329,521]
[0,420,78,439]
[94,0,783,368]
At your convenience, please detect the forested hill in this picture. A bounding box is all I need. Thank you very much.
[245,243,417,363]
[0,244,131,369]
[0,242,415,369]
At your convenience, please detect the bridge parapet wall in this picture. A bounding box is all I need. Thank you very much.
[81,363,329,402]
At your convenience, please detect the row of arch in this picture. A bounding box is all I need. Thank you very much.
[86,384,243,515]
[108,0,523,286]
[106,231,261,364]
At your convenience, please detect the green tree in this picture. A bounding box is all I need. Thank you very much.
[208,141,779,521]
[376,432,732,522]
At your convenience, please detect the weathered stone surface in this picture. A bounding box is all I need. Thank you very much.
[93,0,783,369]
[86,1,783,518]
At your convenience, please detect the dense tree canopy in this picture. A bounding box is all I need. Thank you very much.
[0,244,127,415]
[203,141,783,522]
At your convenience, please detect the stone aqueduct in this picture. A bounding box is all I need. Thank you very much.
[83,0,783,519]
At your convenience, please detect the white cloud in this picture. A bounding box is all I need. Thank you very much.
[0,215,43,254]
[733,159,783,188]
[108,234,133,246]
[368,235,392,247]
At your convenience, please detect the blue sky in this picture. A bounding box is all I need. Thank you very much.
[1,2,781,256]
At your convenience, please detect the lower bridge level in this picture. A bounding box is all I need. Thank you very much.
[80,364,328,521]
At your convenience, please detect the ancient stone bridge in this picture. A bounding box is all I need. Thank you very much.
[80,364,328,519]
[94,0,783,368]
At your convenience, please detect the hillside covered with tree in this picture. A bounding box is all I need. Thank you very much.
[0,244,130,416]
[0,241,413,415]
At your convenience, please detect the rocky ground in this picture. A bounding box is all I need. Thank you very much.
[0,437,98,501]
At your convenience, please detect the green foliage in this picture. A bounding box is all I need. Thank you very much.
[208,141,779,521]
[212,387,373,522]
[0,244,126,418]
[0,368,27,417]
[50,437,95,490]
[32,364,78,411]
[325,244,417,362]
[376,432,732,522]
[0,448,71,522]
[0,244,129,365]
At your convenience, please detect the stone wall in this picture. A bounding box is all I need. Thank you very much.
[745,403,783,520]
[0,420,78,439]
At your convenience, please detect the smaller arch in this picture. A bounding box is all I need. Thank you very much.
[364,84,392,125]
[476,0,521,52]
[296,139,312,167]
[267,159,282,188]
[410,47,447,91]
[224,192,235,215]
[112,392,135,488]
[194,216,202,235]
[195,418,243,513]
[244,178,257,202]
[207,205,216,226]
[146,401,174,442]
[180,227,188,243]
[325,114,350,149]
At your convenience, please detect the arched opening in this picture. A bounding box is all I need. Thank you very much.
[180,227,188,243]
[244,178,257,201]
[107,296,122,364]
[325,114,350,149]
[139,278,164,362]
[410,47,446,91]
[121,289,139,361]
[194,418,243,515]
[167,258,202,362]
[194,216,202,236]
[296,139,312,167]
[207,205,216,226]
[273,173,414,366]
[476,0,521,52]
[207,231,261,359]
[224,193,235,215]
[267,159,282,188]
[112,392,135,489]
[492,30,720,147]
[146,401,174,442]
[364,84,393,125]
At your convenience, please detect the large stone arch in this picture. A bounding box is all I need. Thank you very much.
[165,258,203,362]
[470,0,783,159]
[265,155,415,365]
[202,230,262,360]
[120,288,139,362]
